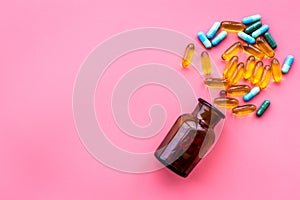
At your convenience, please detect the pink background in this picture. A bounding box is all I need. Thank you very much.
[1,0,300,199]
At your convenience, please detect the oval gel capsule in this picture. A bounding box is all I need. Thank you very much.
[256,36,275,58]
[244,56,256,79]
[271,58,282,82]
[223,56,239,79]
[243,86,260,102]
[221,21,246,32]
[230,62,245,85]
[204,78,229,88]
[251,61,264,85]
[214,97,239,108]
[232,104,257,116]
[282,55,294,74]
[222,42,242,61]
[182,43,194,68]
[259,65,272,89]
[226,84,251,96]
[201,51,212,75]
[243,43,265,59]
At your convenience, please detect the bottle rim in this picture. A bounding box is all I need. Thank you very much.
[198,98,225,119]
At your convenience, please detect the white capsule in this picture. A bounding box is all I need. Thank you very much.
[242,14,261,24]
[243,86,260,102]
[198,32,212,49]
[282,55,295,74]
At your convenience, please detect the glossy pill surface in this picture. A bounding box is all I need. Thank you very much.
[243,43,265,59]
[256,36,275,58]
[242,14,261,24]
[222,42,242,60]
[259,65,272,89]
[230,62,245,85]
[256,100,270,117]
[223,56,238,79]
[282,55,294,74]
[200,51,212,75]
[244,56,256,79]
[206,21,221,39]
[197,32,212,49]
[221,21,246,32]
[251,61,264,85]
[204,78,229,88]
[244,21,262,34]
[232,104,257,116]
[211,31,227,46]
[226,84,251,96]
[214,97,239,108]
[252,25,269,38]
[238,32,255,44]
[271,58,282,82]
[243,86,260,102]
[264,32,277,49]
[182,43,194,68]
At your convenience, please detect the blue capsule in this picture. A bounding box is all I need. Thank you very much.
[238,32,255,44]
[206,22,221,39]
[197,32,212,49]
[243,86,260,102]
[282,55,295,74]
[211,31,228,46]
[242,14,261,24]
[252,25,269,38]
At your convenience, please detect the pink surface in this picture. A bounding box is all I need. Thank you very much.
[1,0,300,199]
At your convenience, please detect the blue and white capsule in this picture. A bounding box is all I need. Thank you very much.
[252,25,269,38]
[211,31,228,46]
[206,21,221,39]
[242,14,261,24]
[238,32,255,44]
[243,86,260,102]
[282,55,295,74]
[197,32,212,49]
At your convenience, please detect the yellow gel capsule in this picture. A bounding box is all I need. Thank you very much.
[222,42,242,60]
[271,58,282,82]
[242,43,265,59]
[244,56,256,80]
[201,51,212,75]
[256,36,275,58]
[251,61,264,85]
[232,104,257,116]
[214,97,239,108]
[230,62,245,85]
[259,65,272,89]
[223,56,238,79]
[226,84,251,96]
[204,78,229,88]
[182,43,195,68]
[221,21,246,32]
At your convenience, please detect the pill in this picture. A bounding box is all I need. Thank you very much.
[256,36,275,58]
[242,14,261,24]
[271,58,282,82]
[197,32,212,49]
[259,65,272,89]
[243,86,260,102]
[181,43,194,68]
[226,56,239,79]
[238,32,256,44]
[282,55,294,74]
[211,31,228,46]
[244,56,256,79]
[221,21,246,32]
[242,43,265,59]
[206,21,221,39]
[256,100,270,117]
[232,104,257,116]
[244,21,262,34]
[219,90,227,97]
[230,62,245,85]
[251,61,264,85]
[226,84,251,96]
[200,51,212,75]
[251,25,269,38]
[222,42,242,61]
[223,56,238,79]
[264,32,277,49]
[214,97,239,108]
[204,78,229,88]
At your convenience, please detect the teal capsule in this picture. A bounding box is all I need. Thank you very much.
[207,22,221,39]
[211,31,228,46]
[198,32,212,49]
[282,55,294,74]
[244,21,262,34]
[243,86,260,102]
[252,25,269,38]
[256,100,270,117]
[238,32,255,44]
[264,32,277,49]
[242,14,261,24]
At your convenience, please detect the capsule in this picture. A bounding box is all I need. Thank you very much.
[244,56,256,80]
[181,43,194,68]
[226,84,251,96]
[206,21,221,39]
[223,56,238,79]
[271,58,282,82]
[219,90,227,97]
[251,61,264,85]
[222,42,242,61]
[242,43,265,59]
[238,32,255,44]
[230,62,245,85]
[243,86,260,102]
[211,31,228,46]
[197,32,212,49]
[264,32,277,49]
[259,65,272,89]
[214,97,239,108]
[232,104,257,116]
[242,14,261,24]
[282,55,294,74]
[251,25,269,38]
[256,36,275,58]
[204,78,229,88]
[256,100,270,117]
[200,51,212,75]
[244,21,262,34]
[221,21,246,32]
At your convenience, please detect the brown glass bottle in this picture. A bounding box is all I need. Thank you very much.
[154,98,225,178]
